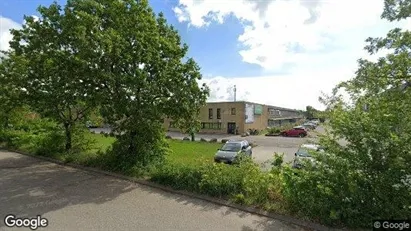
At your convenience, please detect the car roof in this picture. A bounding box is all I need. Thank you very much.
[226,140,248,145]
[293,126,305,129]
[300,143,320,150]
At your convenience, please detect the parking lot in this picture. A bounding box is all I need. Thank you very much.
[90,126,327,169]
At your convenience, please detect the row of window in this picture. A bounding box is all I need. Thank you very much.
[201,122,222,130]
[208,108,236,119]
[169,122,222,130]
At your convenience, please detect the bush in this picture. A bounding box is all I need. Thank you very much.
[150,162,202,192]
[200,138,207,142]
[96,125,170,175]
[150,154,285,210]
[267,127,281,134]
[209,138,217,143]
[221,139,229,143]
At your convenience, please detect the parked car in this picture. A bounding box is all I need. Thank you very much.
[86,121,98,128]
[281,126,307,137]
[214,140,252,164]
[293,144,324,169]
[309,120,320,125]
[302,122,316,130]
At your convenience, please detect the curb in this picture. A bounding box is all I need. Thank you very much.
[1,148,341,231]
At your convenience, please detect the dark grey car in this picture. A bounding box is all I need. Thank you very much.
[214,140,252,164]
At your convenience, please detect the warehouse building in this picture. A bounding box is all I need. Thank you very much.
[164,101,304,134]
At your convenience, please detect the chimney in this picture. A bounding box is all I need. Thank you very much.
[234,85,237,102]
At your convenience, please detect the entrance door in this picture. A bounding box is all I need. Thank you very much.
[227,122,236,134]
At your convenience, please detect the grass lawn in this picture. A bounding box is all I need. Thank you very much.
[87,133,222,166]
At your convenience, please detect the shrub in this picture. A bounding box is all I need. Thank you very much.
[209,138,217,143]
[150,154,285,210]
[183,137,190,141]
[200,138,207,142]
[221,139,229,143]
[267,127,281,134]
[199,162,247,198]
[165,135,172,139]
[272,153,284,168]
[98,127,170,175]
[150,162,202,192]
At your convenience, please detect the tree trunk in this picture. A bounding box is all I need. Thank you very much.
[128,130,137,155]
[3,116,8,129]
[64,122,72,151]
[190,132,195,141]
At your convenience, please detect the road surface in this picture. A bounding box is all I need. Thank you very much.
[0,150,307,231]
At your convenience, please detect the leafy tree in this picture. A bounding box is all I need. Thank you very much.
[8,3,102,151]
[305,105,317,119]
[66,0,208,167]
[283,0,411,227]
[0,53,25,130]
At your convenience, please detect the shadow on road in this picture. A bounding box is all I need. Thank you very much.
[0,151,306,230]
[135,183,307,231]
[0,151,135,228]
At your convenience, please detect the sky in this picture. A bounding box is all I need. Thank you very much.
[0,0,410,110]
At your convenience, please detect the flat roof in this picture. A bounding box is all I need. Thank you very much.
[206,100,301,112]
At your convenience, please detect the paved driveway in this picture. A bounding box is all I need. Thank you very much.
[0,151,306,231]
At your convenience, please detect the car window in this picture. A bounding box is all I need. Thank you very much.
[221,143,242,152]
[296,148,312,157]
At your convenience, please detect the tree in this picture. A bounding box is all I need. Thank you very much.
[66,0,208,167]
[0,53,25,130]
[283,0,411,227]
[305,105,317,119]
[8,3,102,151]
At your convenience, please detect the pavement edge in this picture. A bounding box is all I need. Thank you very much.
[1,148,340,231]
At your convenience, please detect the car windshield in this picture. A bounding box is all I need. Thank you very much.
[220,143,242,152]
[296,148,312,157]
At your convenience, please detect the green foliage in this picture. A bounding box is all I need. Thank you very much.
[151,154,285,211]
[0,108,93,157]
[271,153,284,168]
[56,0,210,167]
[286,1,411,228]
[97,123,170,173]
[7,2,101,151]
[267,127,281,134]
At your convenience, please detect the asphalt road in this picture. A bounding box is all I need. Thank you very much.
[0,151,306,231]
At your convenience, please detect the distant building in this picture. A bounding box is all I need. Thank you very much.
[163,101,304,134]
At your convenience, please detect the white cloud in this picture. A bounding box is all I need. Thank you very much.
[200,66,354,111]
[0,16,20,52]
[175,0,410,110]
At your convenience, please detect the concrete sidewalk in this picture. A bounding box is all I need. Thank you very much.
[0,150,307,231]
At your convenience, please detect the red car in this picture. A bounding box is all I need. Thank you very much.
[281,126,307,137]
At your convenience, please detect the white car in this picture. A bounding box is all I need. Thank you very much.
[292,144,324,169]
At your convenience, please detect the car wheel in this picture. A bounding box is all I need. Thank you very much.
[299,133,304,138]
[282,132,287,137]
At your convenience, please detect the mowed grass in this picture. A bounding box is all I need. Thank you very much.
[87,133,222,165]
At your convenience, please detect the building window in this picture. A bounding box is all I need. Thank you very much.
[201,122,222,130]
[217,108,221,119]
[269,109,281,116]
[231,108,236,115]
